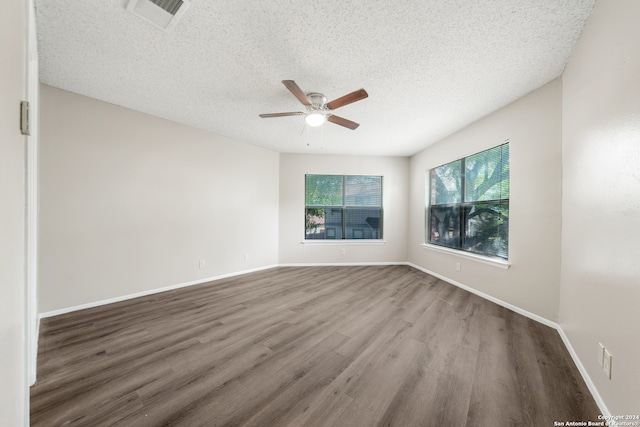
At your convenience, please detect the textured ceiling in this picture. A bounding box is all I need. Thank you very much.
[35,0,595,156]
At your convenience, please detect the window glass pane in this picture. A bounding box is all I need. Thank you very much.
[345,176,382,207]
[305,208,342,239]
[431,160,462,205]
[428,206,461,248]
[305,174,383,240]
[345,208,382,239]
[426,143,509,259]
[464,144,509,202]
[462,203,509,259]
[305,175,343,206]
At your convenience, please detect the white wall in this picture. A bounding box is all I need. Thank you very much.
[39,85,280,313]
[0,0,27,425]
[560,0,640,414]
[279,154,409,264]
[408,79,563,322]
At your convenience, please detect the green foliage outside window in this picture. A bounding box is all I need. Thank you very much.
[305,174,383,240]
[427,143,509,259]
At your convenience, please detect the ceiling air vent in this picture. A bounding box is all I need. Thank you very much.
[126,0,190,32]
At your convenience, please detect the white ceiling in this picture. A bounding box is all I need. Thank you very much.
[35,0,595,156]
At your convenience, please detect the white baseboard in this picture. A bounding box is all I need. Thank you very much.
[36,261,609,416]
[278,261,408,267]
[557,327,611,417]
[39,264,279,319]
[406,262,558,329]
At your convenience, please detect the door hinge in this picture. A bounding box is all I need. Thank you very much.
[20,101,30,136]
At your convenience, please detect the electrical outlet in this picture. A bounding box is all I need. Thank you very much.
[456,262,461,272]
[244,254,249,262]
[603,348,612,379]
[598,343,605,367]
[340,248,346,255]
[199,260,205,269]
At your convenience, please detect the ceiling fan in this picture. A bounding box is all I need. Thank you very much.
[259,80,368,130]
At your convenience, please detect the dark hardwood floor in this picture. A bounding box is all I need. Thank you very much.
[31,265,601,426]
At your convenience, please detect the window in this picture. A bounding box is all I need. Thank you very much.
[426,143,509,259]
[305,174,383,240]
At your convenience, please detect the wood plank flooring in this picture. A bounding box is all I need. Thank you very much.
[31,265,601,426]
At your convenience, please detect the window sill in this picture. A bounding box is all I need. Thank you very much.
[421,243,511,270]
[302,240,386,245]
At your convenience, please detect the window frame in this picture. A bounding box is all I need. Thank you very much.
[305,174,384,241]
[425,143,510,261]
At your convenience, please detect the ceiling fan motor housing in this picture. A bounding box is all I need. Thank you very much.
[306,93,327,111]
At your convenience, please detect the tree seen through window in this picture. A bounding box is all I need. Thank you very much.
[427,143,509,259]
[306,175,383,240]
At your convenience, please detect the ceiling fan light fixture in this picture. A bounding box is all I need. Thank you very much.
[305,113,326,127]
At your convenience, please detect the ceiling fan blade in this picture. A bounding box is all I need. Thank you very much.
[327,115,360,130]
[326,88,368,110]
[259,112,304,118]
[282,80,312,106]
